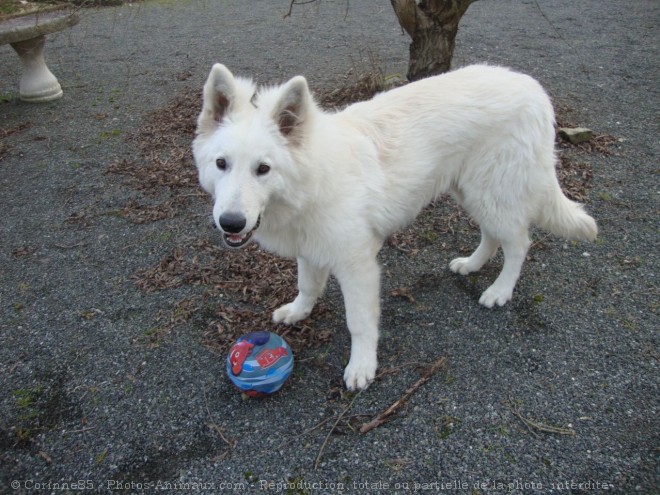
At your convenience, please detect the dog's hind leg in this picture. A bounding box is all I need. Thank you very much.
[335,257,381,391]
[273,257,329,325]
[478,229,531,308]
[449,227,500,275]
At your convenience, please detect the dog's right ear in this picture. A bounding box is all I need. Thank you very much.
[197,64,237,136]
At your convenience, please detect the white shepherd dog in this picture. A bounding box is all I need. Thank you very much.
[192,64,597,390]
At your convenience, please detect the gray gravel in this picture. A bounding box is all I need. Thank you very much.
[1,1,658,494]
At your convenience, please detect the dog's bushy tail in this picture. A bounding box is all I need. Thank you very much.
[540,183,598,241]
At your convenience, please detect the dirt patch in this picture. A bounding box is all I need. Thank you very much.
[0,122,31,162]
[132,239,332,354]
[6,371,83,449]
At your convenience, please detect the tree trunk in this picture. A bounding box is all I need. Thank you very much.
[390,0,477,81]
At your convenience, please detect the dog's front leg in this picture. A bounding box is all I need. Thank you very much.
[273,257,329,325]
[335,258,381,391]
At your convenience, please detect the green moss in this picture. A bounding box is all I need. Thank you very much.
[99,128,122,140]
[95,448,109,464]
[532,294,545,303]
[436,414,461,439]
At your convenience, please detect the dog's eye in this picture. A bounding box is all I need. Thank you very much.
[216,158,227,171]
[256,163,271,176]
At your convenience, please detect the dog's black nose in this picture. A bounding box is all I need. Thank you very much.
[219,212,246,233]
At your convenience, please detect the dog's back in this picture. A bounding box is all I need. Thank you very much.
[328,66,593,240]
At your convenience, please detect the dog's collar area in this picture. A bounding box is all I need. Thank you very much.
[222,216,260,248]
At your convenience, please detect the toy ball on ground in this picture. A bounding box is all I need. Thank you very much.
[226,331,294,397]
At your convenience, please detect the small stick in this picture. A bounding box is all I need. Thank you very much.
[315,390,363,470]
[360,356,447,434]
[203,390,234,447]
[62,427,94,435]
[508,399,576,436]
[283,0,318,19]
[267,416,334,454]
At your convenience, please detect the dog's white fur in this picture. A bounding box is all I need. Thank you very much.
[193,64,597,390]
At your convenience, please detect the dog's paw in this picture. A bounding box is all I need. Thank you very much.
[479,285,513,308]
[343,356,377,391]
[272,302,310,325]
[449,257,476,275]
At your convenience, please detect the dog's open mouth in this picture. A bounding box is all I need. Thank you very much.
[223,231,253,248]
[222,216,260,249]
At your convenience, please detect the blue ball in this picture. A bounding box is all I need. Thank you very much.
[226,331,294,397]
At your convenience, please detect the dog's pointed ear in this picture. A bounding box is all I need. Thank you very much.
[197,64,236,135]
[273,76,311,143]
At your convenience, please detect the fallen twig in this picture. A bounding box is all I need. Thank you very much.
[62,427,95,435]
[283,0,317,19]
[507,399,576,437]
[203,390,235,448]
[360,356,447,434]
[315,390,363,470]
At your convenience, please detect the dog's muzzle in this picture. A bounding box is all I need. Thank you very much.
[218,212,260,248]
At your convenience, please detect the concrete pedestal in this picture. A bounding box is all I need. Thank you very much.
[1,10,79,102]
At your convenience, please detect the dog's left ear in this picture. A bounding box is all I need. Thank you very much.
[273,76,311,143]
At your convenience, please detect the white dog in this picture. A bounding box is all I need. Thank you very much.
[192,64,597,390]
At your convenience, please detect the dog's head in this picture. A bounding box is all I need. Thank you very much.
[192,64,313,248]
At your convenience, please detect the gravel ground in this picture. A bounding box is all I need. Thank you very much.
[0,1,658,494]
